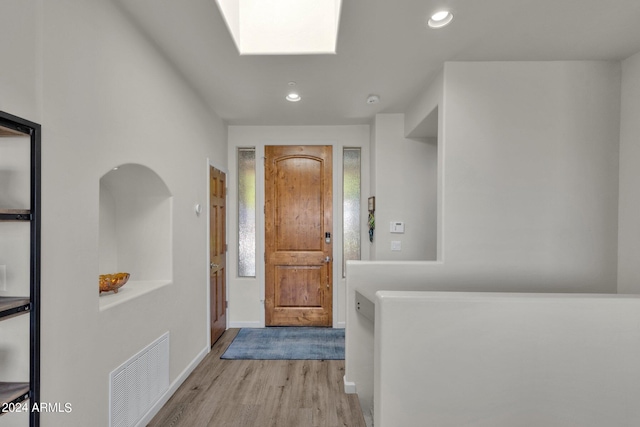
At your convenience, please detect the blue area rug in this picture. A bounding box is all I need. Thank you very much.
[221,327,345,360]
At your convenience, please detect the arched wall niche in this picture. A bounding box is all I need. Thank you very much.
[99,163,172,292]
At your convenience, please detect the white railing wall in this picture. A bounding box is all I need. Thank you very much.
[345,261,640,427]
[374,291,640,426]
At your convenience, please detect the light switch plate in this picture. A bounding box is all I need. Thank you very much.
[391,241,402,251]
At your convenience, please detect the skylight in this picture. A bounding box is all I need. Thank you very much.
[216,0,342,55]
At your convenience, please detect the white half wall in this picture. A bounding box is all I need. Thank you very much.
[375,291,640,427]
[618,51,640,293]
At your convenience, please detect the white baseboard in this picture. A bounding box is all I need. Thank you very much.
[135,345,209,427]
[229,321,263,328]
[343,376,357,394]
[335,321,346,329]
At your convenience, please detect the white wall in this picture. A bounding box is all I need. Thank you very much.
[1,0,227,425]
[404,70,443,138]
[346,60,623,419]
[444,61,620,275]
[368,123,377,261]
[0,0,41,120]
[370,114,437,261]
[227,125,369,328]
[618,51,640,293]
[375,291,640,427]
[99,164,173,281]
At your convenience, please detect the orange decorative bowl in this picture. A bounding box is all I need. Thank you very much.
[99,272,130,294]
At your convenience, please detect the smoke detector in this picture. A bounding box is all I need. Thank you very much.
[367,95,380,104]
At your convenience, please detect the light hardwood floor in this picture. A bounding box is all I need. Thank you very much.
[148,329,367,427]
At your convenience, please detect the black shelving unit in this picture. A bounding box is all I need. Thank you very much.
[0,111,41,427]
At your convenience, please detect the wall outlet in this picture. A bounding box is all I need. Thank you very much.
[0,265,6,291]
[391,241,402,251]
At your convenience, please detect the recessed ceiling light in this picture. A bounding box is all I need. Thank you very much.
[428,10,453,28]
[286,92,301,102]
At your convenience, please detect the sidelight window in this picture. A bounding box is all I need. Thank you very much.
[343,148,361,277]
[238,148,256,277]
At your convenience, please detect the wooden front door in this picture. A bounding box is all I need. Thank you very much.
[210,166,226,345]
[265,145,333,326]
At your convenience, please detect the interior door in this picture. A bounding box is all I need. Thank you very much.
[210,166,226,345]
[265,145,333,326]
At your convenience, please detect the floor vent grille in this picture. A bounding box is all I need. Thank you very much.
[110,332,169,427]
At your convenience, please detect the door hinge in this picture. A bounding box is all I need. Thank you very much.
[225,301,228,309]
[225,243,228,252]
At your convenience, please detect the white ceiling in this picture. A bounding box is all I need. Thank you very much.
[114,0,640,126]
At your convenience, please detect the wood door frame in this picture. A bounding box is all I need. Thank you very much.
[261,143,341,327]
[207,159,228,347]
[251,144,340,328]
[225,142,345,329]
[228,137,370,330]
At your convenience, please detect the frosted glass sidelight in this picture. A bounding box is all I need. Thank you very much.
[238,148,256,277]
[343,148,361,277]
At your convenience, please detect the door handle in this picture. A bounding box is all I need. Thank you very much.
[210,262,219,269]
[324,256,332,263]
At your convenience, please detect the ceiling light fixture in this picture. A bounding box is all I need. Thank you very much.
[428,10,453,28]
[286,92,301,102]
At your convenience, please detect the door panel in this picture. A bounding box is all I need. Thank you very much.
[265,145,332,326]
[275,157,323,251]
[274,266,323,307]
[210,166,226,345]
